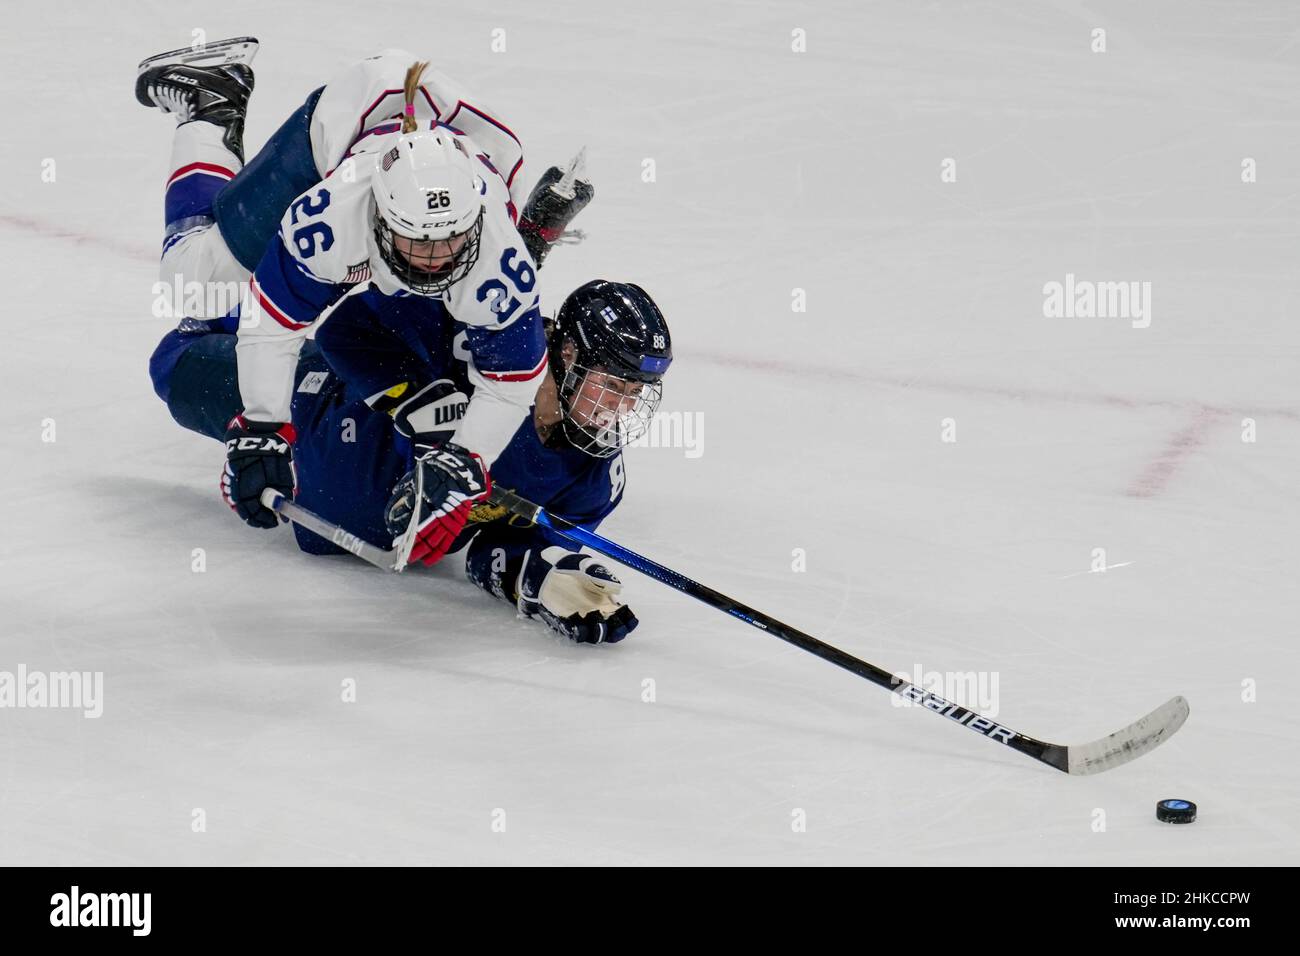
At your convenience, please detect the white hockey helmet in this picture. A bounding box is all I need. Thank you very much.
[371,128,486,295]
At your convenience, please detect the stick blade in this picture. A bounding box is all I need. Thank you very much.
[1066,695,1189,775]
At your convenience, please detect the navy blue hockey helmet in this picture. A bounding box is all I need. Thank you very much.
[550,280,672,457]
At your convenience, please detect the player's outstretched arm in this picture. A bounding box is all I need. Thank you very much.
[465,528,637,645]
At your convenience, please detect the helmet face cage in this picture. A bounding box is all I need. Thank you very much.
[558,359,663,458]
[374,207,484,296]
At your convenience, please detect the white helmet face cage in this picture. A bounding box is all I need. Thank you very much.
[558,362,663,458]
[374,207,483,296]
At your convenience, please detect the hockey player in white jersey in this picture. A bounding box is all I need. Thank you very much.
[138,41,593,566]
[136,39,583,315]
[211,60,550,567]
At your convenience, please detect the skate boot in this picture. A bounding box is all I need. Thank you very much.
[136,37,258,162]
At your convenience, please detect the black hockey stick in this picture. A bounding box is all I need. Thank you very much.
[262,487,1189,774]
[488,487,1189,775]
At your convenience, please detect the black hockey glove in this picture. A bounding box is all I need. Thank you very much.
[222,414,296,529]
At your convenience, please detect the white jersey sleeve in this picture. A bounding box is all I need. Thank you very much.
[236,160,381,423]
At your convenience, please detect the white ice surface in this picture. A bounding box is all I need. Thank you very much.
[1,0,1298,865]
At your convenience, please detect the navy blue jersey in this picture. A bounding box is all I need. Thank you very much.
[469,413,626,541]
[312,283,541,408]
[149,327,622,564]
[289,357,624,558]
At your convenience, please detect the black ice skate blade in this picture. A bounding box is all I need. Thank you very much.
[135,36,258,107]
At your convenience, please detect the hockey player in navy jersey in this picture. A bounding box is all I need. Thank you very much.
[150,279,672,644]
[139,39,658,641]
[139,44,592,565]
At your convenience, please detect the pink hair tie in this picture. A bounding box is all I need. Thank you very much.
[404,104,415,117]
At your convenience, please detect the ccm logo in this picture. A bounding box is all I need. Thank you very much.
[226,436,290,454]
[330,528,366,556]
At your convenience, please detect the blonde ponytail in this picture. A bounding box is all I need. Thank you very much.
[401,61,429,133]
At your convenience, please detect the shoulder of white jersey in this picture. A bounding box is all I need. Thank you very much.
[435,124,513,198]
[432,91,524,195]
[335,122,403,168]
[311,49,431,175]
[311,53,524,192]
[277,172,377,286]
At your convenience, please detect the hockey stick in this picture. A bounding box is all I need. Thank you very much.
[259,463,497,573]
[488,486,1190,775]
[260,489,403,572]
[260,486,1189,773]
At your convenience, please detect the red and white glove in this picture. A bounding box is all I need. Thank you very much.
[385,441,491,566]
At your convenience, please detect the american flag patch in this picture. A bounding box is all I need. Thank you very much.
[345,261,372,284]
[381,146,400,171]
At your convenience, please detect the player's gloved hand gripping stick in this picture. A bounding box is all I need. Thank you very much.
[259,487,1189,775]
[223,416,297,528]
[516,546,638,644]
[384,441,491,567]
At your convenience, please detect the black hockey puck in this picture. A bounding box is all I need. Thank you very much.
[1156,799,1196,824]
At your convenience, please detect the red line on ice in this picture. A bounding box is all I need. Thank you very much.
[1124,406,1224,498]
[0,213,158,261]
[2,212,1296,430]
[690,349,1300,423]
